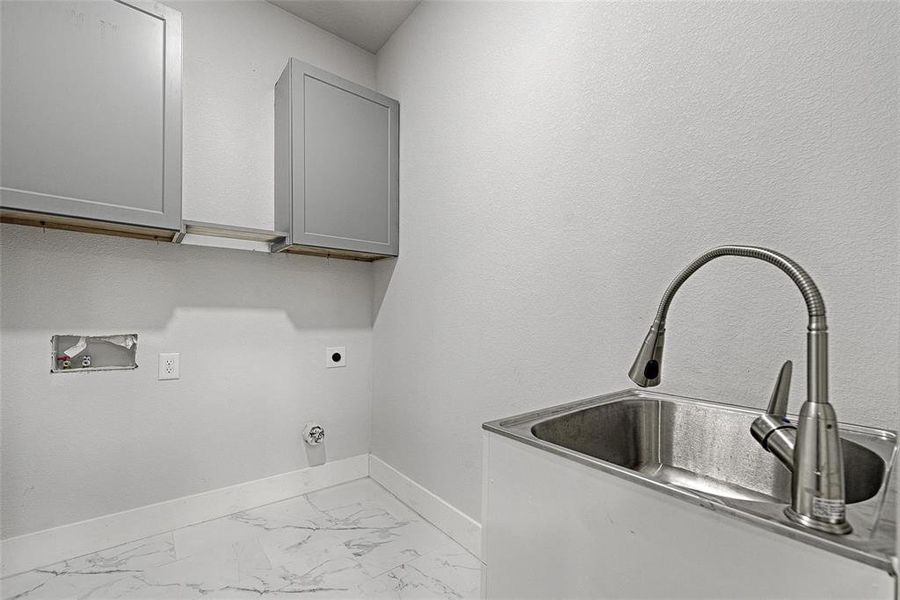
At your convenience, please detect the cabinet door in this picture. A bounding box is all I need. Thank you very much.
[0,0,182,230]
[277,59,399,257]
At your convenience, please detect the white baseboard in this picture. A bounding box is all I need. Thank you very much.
[2,454,482,577]
[1,454,369,578]
[369,455,482,560]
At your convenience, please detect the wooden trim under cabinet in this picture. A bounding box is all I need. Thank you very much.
[272,241,389,262]
[1,210,179,242]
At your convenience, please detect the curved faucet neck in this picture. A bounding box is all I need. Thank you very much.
[653,245,826,324]
[641,245,829,404]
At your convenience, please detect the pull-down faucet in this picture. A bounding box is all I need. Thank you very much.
[628,245,851,534]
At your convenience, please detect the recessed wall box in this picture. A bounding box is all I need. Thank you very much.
[51,334,138,373]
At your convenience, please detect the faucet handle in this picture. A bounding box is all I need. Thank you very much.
[752,360,798,479]
[766,360,793,417]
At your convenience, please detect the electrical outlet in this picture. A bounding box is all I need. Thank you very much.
[158,353,180,380]
[326,346,346,368]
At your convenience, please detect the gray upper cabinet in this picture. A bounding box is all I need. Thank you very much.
[0,0,182,232]
[274,59,399,259]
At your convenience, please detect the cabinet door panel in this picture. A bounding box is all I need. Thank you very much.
[303,76,391,246]
[0,0,181,230]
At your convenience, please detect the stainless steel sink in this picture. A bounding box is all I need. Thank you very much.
[484,389,897,573]
[530,396,886,506]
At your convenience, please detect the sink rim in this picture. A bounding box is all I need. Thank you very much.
[492,389,897,445]
[483,388,898,575]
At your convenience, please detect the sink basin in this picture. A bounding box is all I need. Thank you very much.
[530,397,886,505]
[484,389,897,572]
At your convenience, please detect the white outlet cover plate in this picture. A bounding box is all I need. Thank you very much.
[158,352,180,380]
[326,347,346,368]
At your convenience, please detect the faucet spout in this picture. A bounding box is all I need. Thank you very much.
[628,245,850,534]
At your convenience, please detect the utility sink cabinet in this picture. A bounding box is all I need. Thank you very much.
[273,59,399,260]
[0,0,182,237]
[482,390,897,599]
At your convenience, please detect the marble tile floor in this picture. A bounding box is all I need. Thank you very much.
[1,479,483,600]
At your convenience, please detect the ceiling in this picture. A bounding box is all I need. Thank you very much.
[268,0,421,54]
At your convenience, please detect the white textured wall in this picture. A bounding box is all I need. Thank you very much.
[0,1,377,539]
[0,227,373,538]
[372,1,899,522]
[171,0,376,230]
